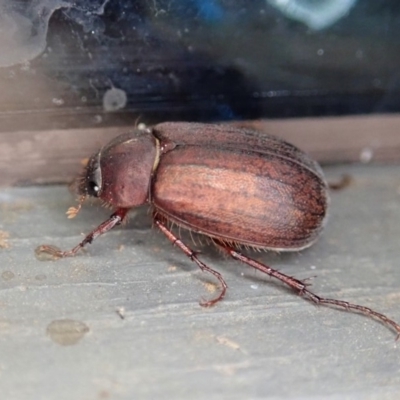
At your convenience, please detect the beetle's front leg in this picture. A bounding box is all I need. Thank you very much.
[36,208,130,259]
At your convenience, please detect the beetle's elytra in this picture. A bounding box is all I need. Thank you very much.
[37,122,400,338]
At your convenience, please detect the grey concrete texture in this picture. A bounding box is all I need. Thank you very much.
[0,164,399,399]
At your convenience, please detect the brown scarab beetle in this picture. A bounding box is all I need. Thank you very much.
[37,122,400,338]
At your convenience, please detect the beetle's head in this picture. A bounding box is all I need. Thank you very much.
[69,129,159,218]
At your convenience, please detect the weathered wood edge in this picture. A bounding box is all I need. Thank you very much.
[1,114,399,187]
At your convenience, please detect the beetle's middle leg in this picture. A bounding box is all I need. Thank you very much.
[154,217,227,307]
[217,241,400,338]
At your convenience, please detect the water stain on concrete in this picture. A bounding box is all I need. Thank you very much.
[47,319,89,346]
[1,270,15,281]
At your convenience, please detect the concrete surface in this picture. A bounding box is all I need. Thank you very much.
[0,164,400,400]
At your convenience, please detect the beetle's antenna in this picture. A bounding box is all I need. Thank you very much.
[66,195,86,219]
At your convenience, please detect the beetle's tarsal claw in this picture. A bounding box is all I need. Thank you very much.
[199,296,216,308]
[34,244,64,261]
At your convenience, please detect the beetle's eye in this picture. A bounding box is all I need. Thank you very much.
[88,180,100,196]
[83,152,102,197]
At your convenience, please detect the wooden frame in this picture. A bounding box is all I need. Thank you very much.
[1,114,400,187]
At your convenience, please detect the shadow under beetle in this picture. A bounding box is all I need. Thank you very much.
[37,122,400,338]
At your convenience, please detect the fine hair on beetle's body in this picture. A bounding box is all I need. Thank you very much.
[36,122,400,339]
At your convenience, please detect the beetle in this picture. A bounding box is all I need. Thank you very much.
[37,122,400,337]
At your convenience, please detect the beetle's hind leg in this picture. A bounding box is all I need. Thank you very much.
[217,241,400,339]
[154,217,227,307]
